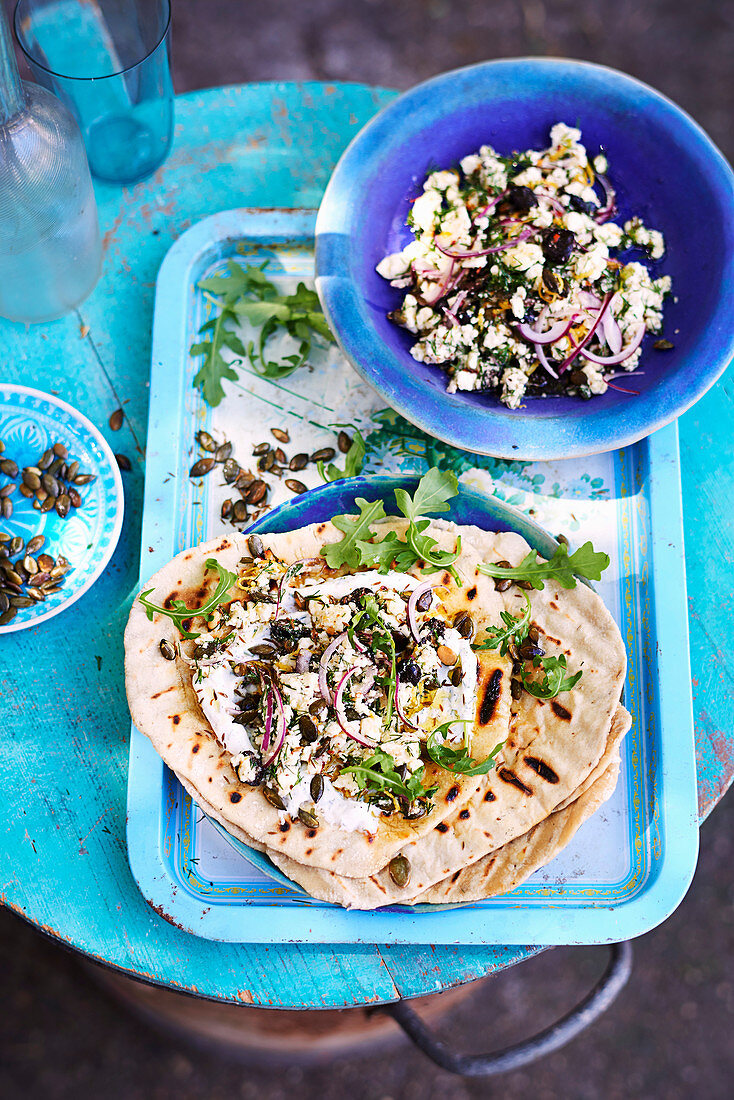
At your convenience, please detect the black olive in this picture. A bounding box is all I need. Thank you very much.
[499,184,537,214]
[397,658,421,685]
[391,630,411,653]
[541,227,576,265]
[339,586,373,605]
[570,370,587,386]
[566,193,597,215]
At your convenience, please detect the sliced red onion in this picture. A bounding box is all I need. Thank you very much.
[533,341,559,380]
[594,174,616,223]
[516,316,577,345]
[605,380,640,395]
[407,581,435,643]
[557,293,613,373]
[262,684,287,767]
[578,289,602,309]
[419,260,458,306]
[434,225,537,260]
[472,189,507,220]
[580,323,645,365]
[318,629,365,704]
[535,189,566,215]
[394,672,417,730]
[261,689,274,754]
[295,650,311,674]
[334,667,377,748]
[600,308,623,354]
[442,302,459,328]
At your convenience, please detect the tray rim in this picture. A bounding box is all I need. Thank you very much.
[126,207,698,944]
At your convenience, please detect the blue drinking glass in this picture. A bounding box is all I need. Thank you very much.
[14,0,173,184]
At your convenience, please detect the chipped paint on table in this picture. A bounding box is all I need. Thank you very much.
[0,83,732,1006]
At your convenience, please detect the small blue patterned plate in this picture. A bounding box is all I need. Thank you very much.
[0,385,124,633]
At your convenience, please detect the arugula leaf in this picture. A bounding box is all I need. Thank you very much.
[347,593,398,727]
[318,430,367,483]
[138,558,237,640]
[394,467,457,522]
[320,498,387,570]
[473,593,532,655]
[190,263,334,406]
[521,653,582,699]
[477,541,610,590]
[341,749,436,804]
[426,721,505,775]
[321,468,462,581]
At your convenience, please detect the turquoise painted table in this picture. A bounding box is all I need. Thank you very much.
[1,83,732,1009]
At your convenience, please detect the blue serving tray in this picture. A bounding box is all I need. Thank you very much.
[126,208,698,944]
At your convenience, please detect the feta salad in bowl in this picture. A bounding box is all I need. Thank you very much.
[377,123,672,409]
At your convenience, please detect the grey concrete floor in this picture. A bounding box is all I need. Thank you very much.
[2,0,733,1096]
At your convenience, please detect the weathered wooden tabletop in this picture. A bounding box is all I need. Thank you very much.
[1,83,732,1009]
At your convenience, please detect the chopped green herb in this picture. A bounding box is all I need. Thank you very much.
[473,593,531,655]
[138,558,237,640]
[190,262,334,407]
[521,653,582,699]
[477,541,609,591]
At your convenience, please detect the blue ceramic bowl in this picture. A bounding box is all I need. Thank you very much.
[315,59,734,460]
[211,474,562,909]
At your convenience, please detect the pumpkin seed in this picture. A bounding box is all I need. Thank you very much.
[10,596,33,609]
[388,855,411,888]
[22,469,41,491]
[235,470,254,490]
[337,431,352,453]
[221,498,233,520]
[263,786,286,810]
[55,494,71,519]
[25,535,44,555]
[297,806,319,829]
[28,573,50,588]
[298,715,319,744]
[196,431,216,452]
[66,460,79,481]
[0,607,17,625]
[309,774,324,803]
[233,500,248,522]
[41,472,60,497]
[0,531,9,542]
[245,480,267,505]
[0,459,18,477]
[271,428,289,444]
[215,441,232,463]
[37,554,54,571]
[1,499,11,519]
[0,592,8,613]
[18,484,33,499]
[0,482,16,498]
[9,537,23,556]
[159,638,176,661]
[109,408,123,431]
[247,534,264,558]
[289,453,308,471]
[252,442,270,456]
[24,588,45,603]
[68,488,82,508]
[222,458,240,484]
[274,447,286,464]
[258,450,275,472]
[285,479,306,495]
[494,578,512,592]
[310,447,335,463]
[22,555,38,576]
[52,442,68,458]
[189,457,215,478]
[250,643,277,658]
[73,473,96,486]
[115,453,132,472]
[449,663,464,686]
[453,610,474,639]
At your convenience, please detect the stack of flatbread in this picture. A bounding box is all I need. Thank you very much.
[124,519,629,909]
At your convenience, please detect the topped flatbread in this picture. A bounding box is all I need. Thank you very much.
[124,503,628,895]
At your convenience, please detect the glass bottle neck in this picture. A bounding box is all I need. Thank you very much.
[0,7,24,122]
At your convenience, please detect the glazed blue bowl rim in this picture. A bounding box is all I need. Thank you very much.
[315,57,734,460]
